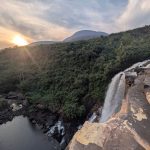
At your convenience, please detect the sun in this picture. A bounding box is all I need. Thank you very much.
[12,35,29,46]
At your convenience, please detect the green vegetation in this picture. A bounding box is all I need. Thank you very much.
[0,25,150,119]
[0,99,8,111]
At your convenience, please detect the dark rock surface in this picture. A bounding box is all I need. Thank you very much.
[5,92,25,100]
[0,108,13,124]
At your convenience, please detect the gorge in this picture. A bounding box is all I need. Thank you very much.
[0,60,150,150]
[0,25,150,150]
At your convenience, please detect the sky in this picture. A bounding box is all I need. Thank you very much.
[0,0,150,49]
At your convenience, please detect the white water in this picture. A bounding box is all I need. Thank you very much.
[47,121,65,137]
[100,72,125,122]
[88,112,97,123]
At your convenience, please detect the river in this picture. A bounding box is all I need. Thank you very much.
[0,116,60,150]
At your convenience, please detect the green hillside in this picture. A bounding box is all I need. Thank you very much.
[0,25,150,119]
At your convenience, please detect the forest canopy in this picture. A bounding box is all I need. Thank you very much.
[0,25,150,119]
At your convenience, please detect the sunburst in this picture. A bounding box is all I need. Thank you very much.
[12,35,28,46]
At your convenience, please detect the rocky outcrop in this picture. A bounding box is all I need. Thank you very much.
[0,93,28,124]
[67,61,150,150]
[0,94,81,149]
[22,103,84,149]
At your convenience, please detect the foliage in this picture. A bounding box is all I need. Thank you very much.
[0,25,150,118]
[0,99,8,111]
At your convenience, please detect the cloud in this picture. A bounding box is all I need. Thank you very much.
[0,0,150,48]
[41,0,127,32]
[0,0,72,40]
[117,0,150,31]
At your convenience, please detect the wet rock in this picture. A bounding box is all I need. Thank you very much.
[144,84,150,89]
[134,67,144,74]
[5,92,25,100]
[48,137,61,150]
[36,104,46,110]
[17,93,25,100]
[126,75,135,86]
[46,115,57,127]
[22,100,28,106]
[0,108,13,124]
[32,120,36,124]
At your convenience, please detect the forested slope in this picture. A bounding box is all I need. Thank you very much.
[0,25,150,119]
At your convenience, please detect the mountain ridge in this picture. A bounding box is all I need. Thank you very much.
[29,41,59,46]
[27,30,108,47]
[64,30,108,42]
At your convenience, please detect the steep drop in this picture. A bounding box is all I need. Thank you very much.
[100,73,125,122]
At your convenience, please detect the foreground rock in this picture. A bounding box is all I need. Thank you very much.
[67,62,150,150]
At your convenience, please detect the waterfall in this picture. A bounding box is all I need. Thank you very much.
[100,72,125,122]
[47,121,65,137]
[100,59,150,123]
[88,112,97,123]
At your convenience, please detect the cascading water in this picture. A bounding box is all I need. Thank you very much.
[125,60,150,72]
[47,120,65,137]
[100,72,125,122]
[88,112,97,123]
[100,59,150,123]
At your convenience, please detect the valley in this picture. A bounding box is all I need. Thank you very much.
[0,25,150,149]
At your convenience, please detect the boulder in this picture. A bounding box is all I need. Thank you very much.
[5,92,25,100]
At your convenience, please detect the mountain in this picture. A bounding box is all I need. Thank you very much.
[29,41,59,46]
[64,30,108,42]
[28,31,108,46]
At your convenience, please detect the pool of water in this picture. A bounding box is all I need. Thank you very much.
[0,116,60,150]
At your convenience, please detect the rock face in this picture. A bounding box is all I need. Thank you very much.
[67,60,150,150]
